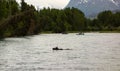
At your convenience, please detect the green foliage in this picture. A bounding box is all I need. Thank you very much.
[10,0,19,15]
[97,10,120,31]
[0,0,120,38]
[0,0,9,20]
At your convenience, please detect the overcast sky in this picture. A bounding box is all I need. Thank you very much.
[16,0,70,9]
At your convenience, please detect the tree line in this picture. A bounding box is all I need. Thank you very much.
[0,0,120,38]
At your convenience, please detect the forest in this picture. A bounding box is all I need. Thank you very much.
[0,0,120,38]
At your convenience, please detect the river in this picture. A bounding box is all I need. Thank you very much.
[0,33,120,71]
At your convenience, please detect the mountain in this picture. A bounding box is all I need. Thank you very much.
[66,0,120,17]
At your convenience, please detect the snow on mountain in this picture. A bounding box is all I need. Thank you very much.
[113,0,120,6]
[66,0,120,17]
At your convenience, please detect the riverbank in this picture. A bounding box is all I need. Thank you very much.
[0,31,120,39]
[40,31,120,34]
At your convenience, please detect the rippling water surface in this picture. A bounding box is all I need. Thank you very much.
[0,33,120,71]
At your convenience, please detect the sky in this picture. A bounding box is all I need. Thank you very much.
[16,0,70,9]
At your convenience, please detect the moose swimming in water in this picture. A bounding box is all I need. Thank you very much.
[52,47,71,50]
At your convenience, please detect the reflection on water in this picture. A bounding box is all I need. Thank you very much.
[0,33,120,71]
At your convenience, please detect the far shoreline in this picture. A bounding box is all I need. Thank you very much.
[0,31,120,39]
[40,31,120,34]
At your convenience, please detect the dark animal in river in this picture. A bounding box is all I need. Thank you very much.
[52,47,63,50]
[52,47,71,50]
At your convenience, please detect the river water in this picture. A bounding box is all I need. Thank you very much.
[0,33,120,71]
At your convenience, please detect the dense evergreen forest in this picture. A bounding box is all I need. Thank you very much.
[0,0,120,38]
